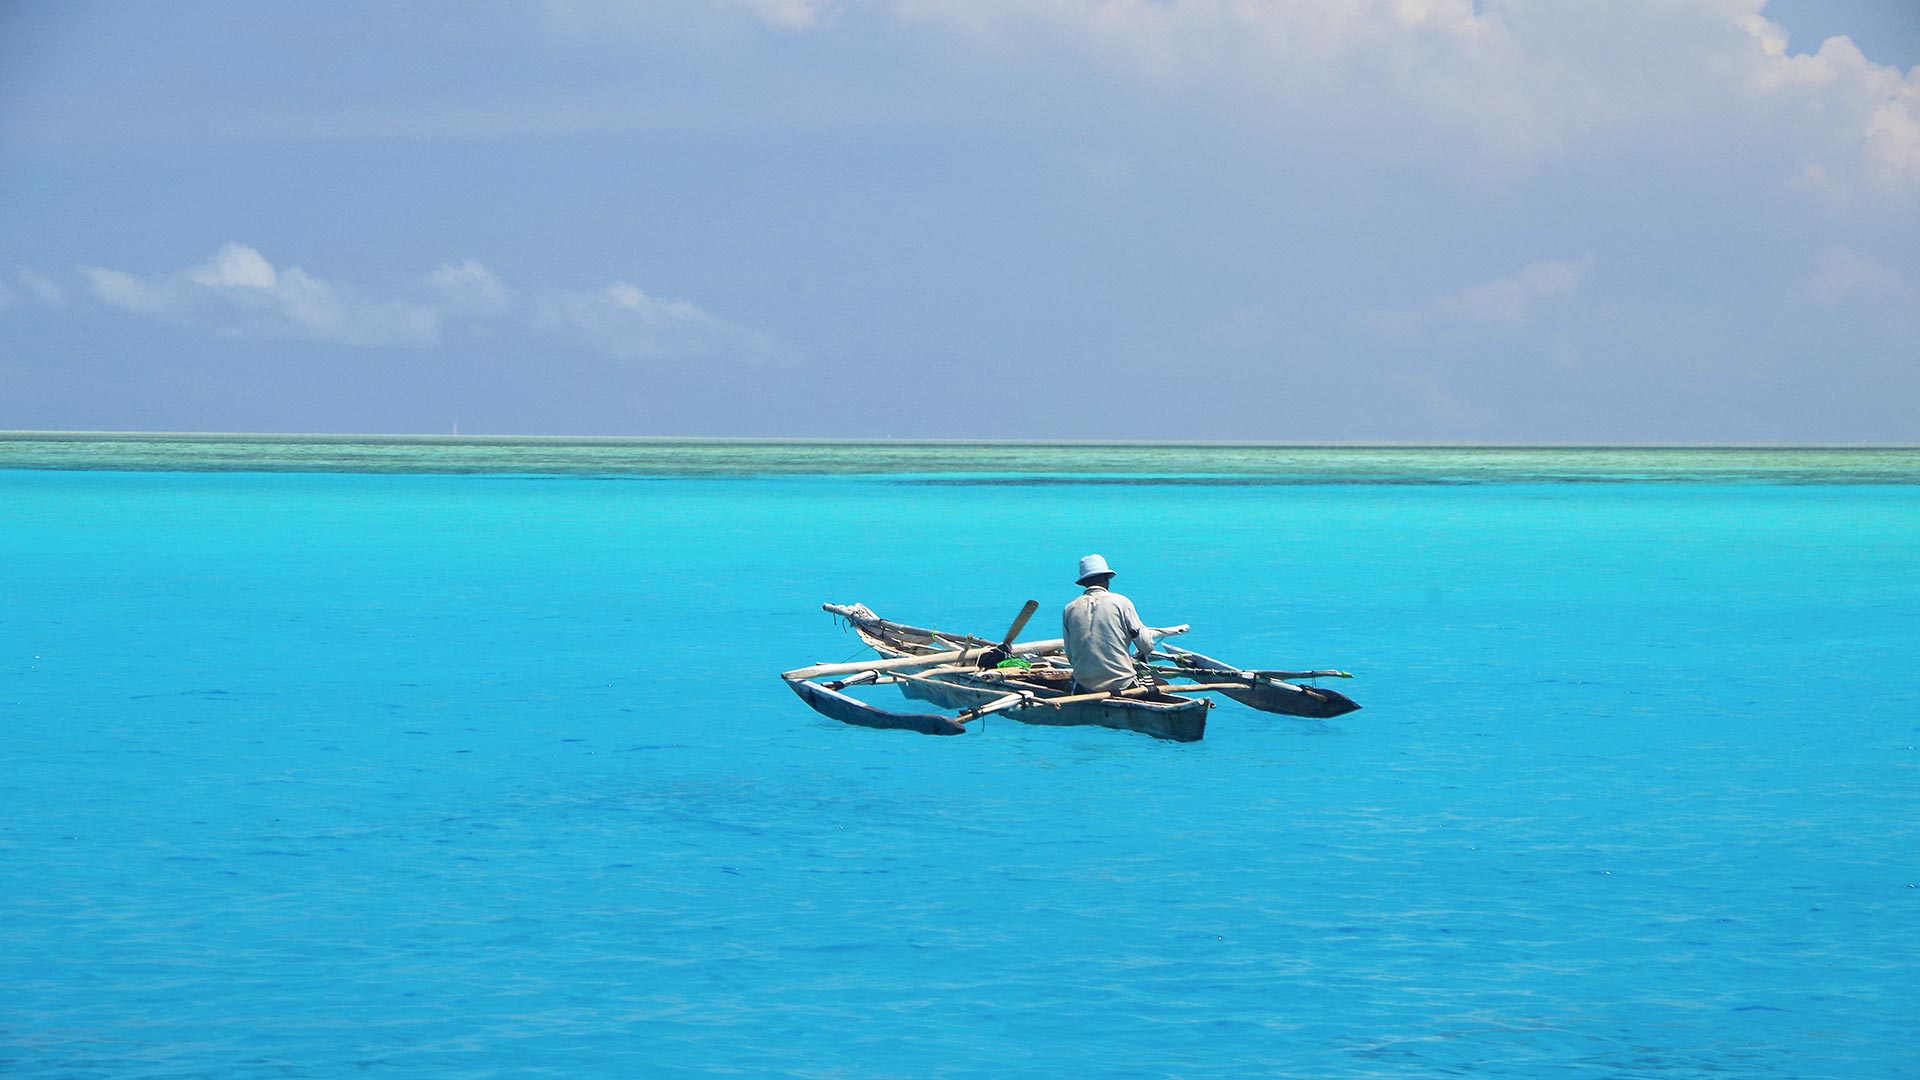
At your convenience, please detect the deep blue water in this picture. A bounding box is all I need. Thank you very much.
[4,444,1918,1078]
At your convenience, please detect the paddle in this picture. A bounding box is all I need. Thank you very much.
[975,599,1039,668]
[1004,599,1039,646]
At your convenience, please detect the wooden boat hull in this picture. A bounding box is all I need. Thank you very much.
[896,670,1208,743]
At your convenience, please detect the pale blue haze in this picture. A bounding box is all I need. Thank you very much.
[4,440,1917,1077]
[3,1,1919,440]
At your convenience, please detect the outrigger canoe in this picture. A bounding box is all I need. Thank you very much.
[780,602,1360,742]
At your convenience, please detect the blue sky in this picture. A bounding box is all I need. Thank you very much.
[2,1,1916,440]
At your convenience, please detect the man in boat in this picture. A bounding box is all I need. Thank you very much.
[1062,554,1159,694]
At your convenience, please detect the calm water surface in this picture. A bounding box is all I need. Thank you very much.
[3,438,1917,1078]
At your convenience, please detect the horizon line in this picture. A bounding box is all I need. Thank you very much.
[5,430,1919,451]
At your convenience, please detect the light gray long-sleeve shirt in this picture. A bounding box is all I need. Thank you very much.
[1062,586,1156,693]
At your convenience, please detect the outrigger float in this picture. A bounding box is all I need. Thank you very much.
[781,602,1360,742]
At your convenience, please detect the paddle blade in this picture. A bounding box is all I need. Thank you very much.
[1001,599,1041,648]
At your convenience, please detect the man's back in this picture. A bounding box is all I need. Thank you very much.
[1062,586,1146,693]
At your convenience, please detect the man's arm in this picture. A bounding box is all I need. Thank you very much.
[1119,596,1156,660]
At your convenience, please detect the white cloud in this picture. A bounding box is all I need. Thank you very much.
[741,0,838,30]
[1740,17,1920,192]
[603,282,708,323]
[1865,95,1920,190]
[77,245,775,362]
[429,258,775,359]
[187,243,280,289]
[534,280,774,361]
[83,244,440,347]
[3,268,72,310]
[797,0,1919,192]
[891,0,1545,171]
[1808,244,1906,306]
[17,268,67,306]
[427,259,514,314]
[1376,257,1591,332]
[549,0,841,37]
[1437,259,1590,325]
[82,266,176,317]
[49,1,1909,197]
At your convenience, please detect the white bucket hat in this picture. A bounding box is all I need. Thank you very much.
[1076,553,1116,585]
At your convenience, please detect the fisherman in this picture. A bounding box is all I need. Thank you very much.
[1062,554,1159,694]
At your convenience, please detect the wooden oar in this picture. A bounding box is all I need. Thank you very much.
[967,599,1041,669]
[1000,600,1039,650]
[1148,665,1353,681]
[990,595,1036,657]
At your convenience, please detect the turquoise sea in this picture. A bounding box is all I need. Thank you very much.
[4,435,1918,1079]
